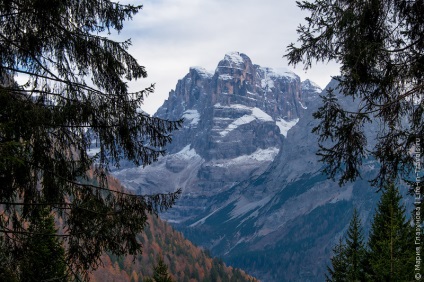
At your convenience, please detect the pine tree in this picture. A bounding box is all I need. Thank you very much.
[144,256,174,282]
[326,237,347,282]
[0,0,182,280]
[286,0,424,187]
[344,208,366,281]
[367,183,415,280]
[152,256,174,282]
[19,207,67,282]
[326,208,367,282]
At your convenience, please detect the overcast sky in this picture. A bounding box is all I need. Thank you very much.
[117,0,341,115]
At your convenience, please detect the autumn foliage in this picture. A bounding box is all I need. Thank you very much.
[89,176,258,282]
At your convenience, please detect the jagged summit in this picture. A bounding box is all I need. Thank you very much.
[218,52,251,69]
[189,66,213,78]
[300,79,322,108]
[215,52,298,81]
[301,79,322,92]
[259,66,298,80]
[158,52,316,123]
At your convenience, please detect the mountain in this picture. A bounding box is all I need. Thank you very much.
[113,52,320,224]
[90,176,258,282]
[112,53,396,281]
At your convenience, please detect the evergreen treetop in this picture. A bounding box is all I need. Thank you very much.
[144,256,174,282]
[345,208,366,281]
[326,208,367,282]
[325,237,347,282]
[19,207,67,282]
[367,183,415,280]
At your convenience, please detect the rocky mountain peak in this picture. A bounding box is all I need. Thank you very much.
[301,79,321,92]
[216,52,254,76]
[300,79,322,108]
[189,66,213,79]
[117,51,320,192]
[113,52,323,253]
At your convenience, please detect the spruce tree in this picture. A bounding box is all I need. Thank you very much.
[0,0,182,279]
[19,207,67,282]
[325,237,347,282]
[144,256,174,282]
[344,208,366,281]
[367,183,415,280]
[153,256,174,282]
[326,208,367,282]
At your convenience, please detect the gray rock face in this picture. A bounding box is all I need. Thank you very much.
[156,52,309,158]
[112,52,320,223]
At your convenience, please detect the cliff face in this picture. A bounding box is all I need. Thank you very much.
[155,52,310,160]
[113,52,320,224]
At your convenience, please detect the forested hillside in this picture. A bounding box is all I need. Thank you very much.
[90,177,258,282]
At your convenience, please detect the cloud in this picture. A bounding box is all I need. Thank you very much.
[118,0,340,115]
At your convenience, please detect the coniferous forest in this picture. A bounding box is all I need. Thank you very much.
[326,184,419,281]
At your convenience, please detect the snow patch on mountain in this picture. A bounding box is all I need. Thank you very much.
[216,104,274,137]
[299,101,307,109]
[210,147,279,168]
[276,118,299,137]
[261,77,274,90]
[223,51,245,67]
[174,144,199,160]
[302,79,322,92]
[260,66,298,81]
[111,144,204,193]
[183,110,200,126]
[229,195,273,220]
[219,74,233,81]
[190,66,213,78]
